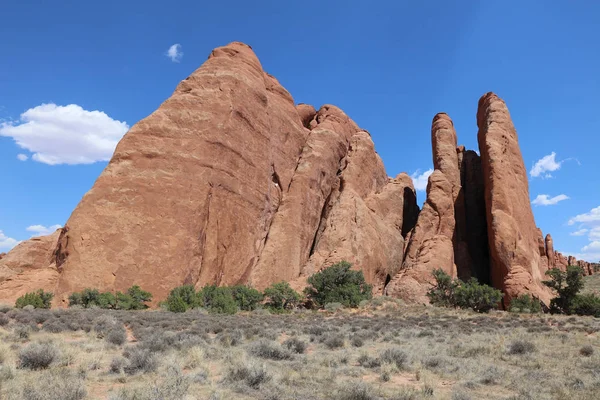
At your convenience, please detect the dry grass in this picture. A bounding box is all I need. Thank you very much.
[0,299,599,399]
[582,274,600,296]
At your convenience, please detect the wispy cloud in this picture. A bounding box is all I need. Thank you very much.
[531,194,569,206]
[26,224,62,237]
[530,152,562,178]
[166,44,183,63]
[570,229,588,236]
[16,153,28,161]
[0,104,128,165]
[410,168,433,192]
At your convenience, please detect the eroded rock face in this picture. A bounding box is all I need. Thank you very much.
[386,170,456,302]
[431,114,470,279]
[0,230,61,302]
[545,234,555,268]
[477,93,553,306]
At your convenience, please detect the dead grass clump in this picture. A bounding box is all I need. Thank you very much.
[579,345,594,357]
[380,348,408,369]
[123,347,159,374]
[21,370,86,400]
[283,337,306,354]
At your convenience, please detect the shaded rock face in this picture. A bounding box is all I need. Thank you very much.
[477,93,553,306]
[0,44,592,307]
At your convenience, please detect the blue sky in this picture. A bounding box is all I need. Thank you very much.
[1,1,599,261]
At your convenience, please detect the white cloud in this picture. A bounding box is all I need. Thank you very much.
[530,152,562,178]
[568,206,600,226]
[166,44,183,62]
[410,168,433,192]
[16,153,28,161]
[582,241,600,252]
[0,104,129,165]
[570,229,588,236]
[567,206,600,262]
[531,194,569,206]
[26,224,62,237]
[0,230,19,250]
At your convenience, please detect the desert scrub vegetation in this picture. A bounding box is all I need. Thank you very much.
[15,290,54,309]
[304,261,373,308]
[1,301,599,399]
[427,269,503,313]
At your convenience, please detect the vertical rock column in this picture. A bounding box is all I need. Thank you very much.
[476,92,552,306]
[431,113,471,279]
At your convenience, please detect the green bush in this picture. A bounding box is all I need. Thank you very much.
[427,269,502,313]
[165,285,200,312]
[15,290,54,309]
[231,285,263,311]
[304,261,372,308]
[206,287,237,314]
[427,269,457,308]
[509,294,542,313]
[263,282,301,311]
[454,278,503,313]
[543,266,584,314]
[112,285,152,310]
[570,294,600,317]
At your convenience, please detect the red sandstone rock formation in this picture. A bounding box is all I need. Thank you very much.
[385,170,456,302]
[0,43,592,307]
[477,93,553,306]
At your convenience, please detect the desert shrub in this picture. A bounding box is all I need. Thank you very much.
[570,294,600,317]
[507,340,536,355]
[165,285,200,313]
[107,326,127,346]
[124,347,158,374]
[351,335,364,347]
[427,269,457,307]
[357,353,381,368]
[248,339,293,360]
[283,337,307,354]
[380,348,408,369]
[427,269,502,313]
[580,345,594,357]
[304,261,372,308]
[231,285,263,311]
[453,278,503,313]
[226,361,271,389]
[15,290,53,309]
[263,282,301,311]
[118,285,152,310]
[110,356,128,374]
[509,294,542,313]
[337,382,375,400]
[114,365,190,400]
[0,304,11,313]
[324,334,345,350]
[543,266,584,314]
[0,313,9,326]
[18,342,59,370]
[22,370,86,400]
[198,286,237,314]
[42,318,67,333]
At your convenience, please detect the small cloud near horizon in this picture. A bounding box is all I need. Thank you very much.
[0,230,19,250]
[17,154,28,161]
[567,205,600,262]
[166,44,183,62]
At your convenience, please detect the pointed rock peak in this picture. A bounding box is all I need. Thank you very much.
[208,41,262,69]
[313,104,361,139]
[476,92,512,129]
[432,112,454,129]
